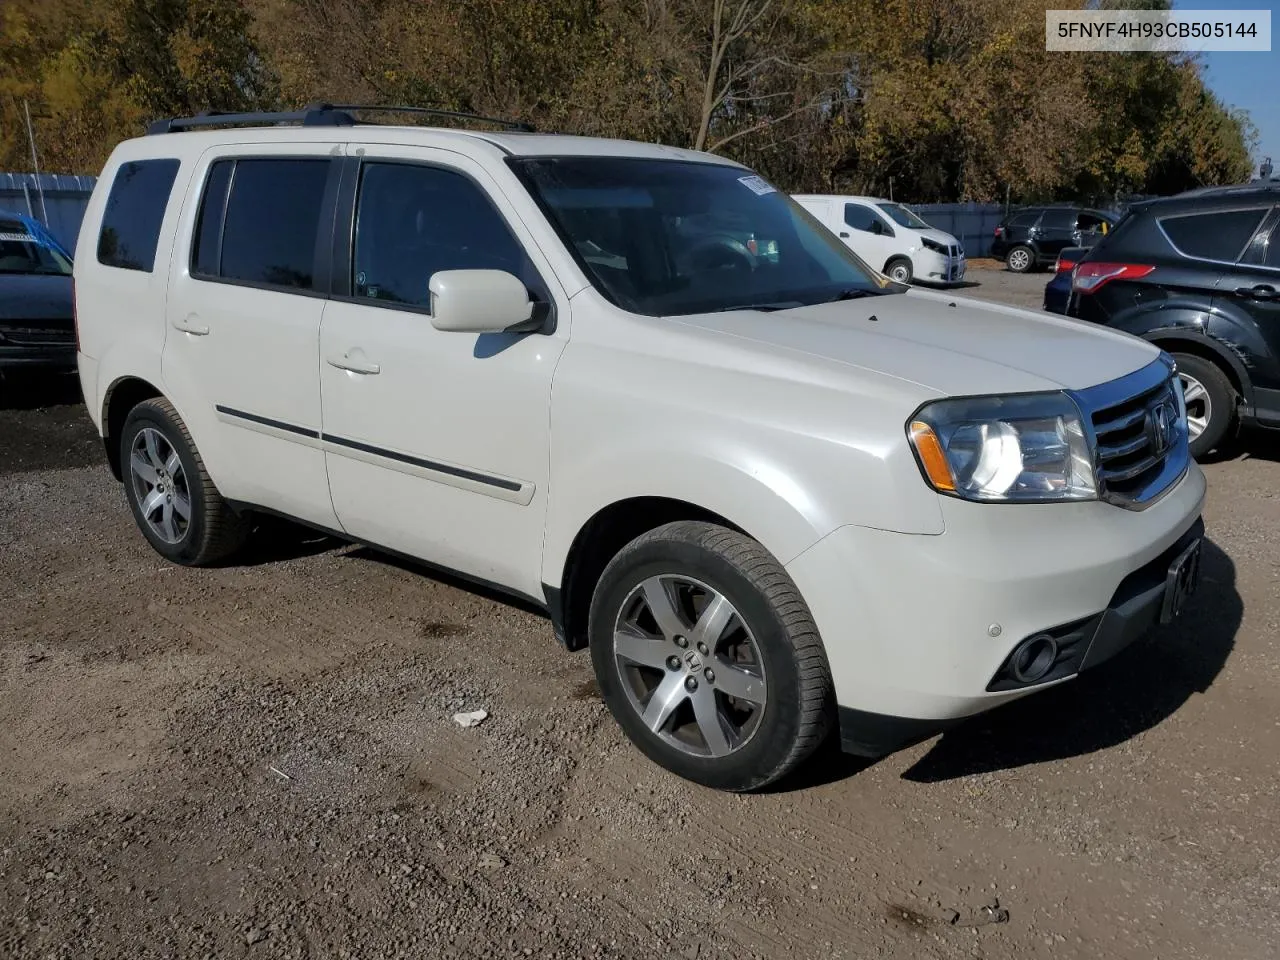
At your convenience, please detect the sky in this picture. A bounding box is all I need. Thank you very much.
[1174,0,1278,172]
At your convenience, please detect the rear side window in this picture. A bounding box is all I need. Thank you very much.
[193,158,332,291]
[1007,211,1039,228]
[1159,208,1268,262]
[1039,209,1076,230]
[97,159,181,272]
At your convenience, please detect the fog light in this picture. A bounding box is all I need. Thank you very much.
[1010,634,1058,683]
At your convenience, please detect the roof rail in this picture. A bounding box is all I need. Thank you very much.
[146,103,536,135]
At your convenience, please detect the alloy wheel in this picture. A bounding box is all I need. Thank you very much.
[612,575,768,759]
[1008,248,1031,272]
[1179,373,1212,442]
[129,427,191,544]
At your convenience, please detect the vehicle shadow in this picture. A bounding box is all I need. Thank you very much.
[0,371,82,410]
[900,537,1239,782]
[341,545,551,620]
[235,514,342,566]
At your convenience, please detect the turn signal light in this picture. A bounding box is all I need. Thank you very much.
[908,421,956,493]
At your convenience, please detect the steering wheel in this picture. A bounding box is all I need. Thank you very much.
[685,236,755,276]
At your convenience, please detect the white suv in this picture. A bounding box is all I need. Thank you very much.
[74,106,1205,791]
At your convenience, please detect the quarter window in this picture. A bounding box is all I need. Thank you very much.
[97,159,181,272]
[1159,208,1268,262]
[351,162,539,310]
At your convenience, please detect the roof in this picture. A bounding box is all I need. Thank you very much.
[1125,181,1280,214]
[129,104,741,167]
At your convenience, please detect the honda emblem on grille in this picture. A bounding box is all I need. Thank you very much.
[1147,399,1176,455]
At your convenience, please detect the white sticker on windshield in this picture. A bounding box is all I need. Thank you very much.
[738,175,776,196]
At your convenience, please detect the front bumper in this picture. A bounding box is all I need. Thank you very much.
[0,330,76,373]
[915,249,966,285]
[785,463,1207,756]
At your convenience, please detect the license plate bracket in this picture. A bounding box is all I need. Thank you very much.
[1160,538,1201,624]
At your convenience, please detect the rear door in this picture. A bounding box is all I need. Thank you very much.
[1035,209,1078,260]
[162,142,344,529]
[1223,206,1280,421]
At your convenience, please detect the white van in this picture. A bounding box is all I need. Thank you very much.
[792,194,965,285]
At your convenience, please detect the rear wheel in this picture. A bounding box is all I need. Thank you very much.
[1006,245,1034,273]
[121,398,250,565]
[588,521,834,792]
[1171,352,1236,459]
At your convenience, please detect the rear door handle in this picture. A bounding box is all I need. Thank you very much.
[172,313,209,335]
[327,351,381,375]
[839,231,850,238]
[1235,284,1279,301]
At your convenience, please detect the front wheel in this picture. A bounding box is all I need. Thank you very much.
[1171,352,1236,459]
[885,257,913,284]
[588,521,834,792]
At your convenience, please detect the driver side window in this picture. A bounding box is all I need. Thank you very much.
[352,162,539,310]
[844,203,890,236]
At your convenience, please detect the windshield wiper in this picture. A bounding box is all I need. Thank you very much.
[818,288,881,304]
[711,301,802,313]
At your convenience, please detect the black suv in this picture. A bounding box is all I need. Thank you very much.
[992,206,1116,273]
[1068,183,1280,458]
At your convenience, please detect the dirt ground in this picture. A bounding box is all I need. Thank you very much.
[3,265,1278,959]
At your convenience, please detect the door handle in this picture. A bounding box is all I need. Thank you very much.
[839,231,850,238]
[327,352,381,375]
[172,314,209,335]
[1235,284,1279,301]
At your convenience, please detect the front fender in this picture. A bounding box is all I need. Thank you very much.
[541,449,830,590]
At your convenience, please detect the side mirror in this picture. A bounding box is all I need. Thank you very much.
[429,269,538,334]
[869,221,883,235]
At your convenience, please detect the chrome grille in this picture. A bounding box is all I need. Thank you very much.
[1071,359,1189,509]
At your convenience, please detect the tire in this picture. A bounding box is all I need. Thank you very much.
[885,257,913,284]
[120,397,250,565]
[1006,245,1034,273]
[1170,352,1236,459]
[588,520,834,792]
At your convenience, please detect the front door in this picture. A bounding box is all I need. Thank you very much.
[162,144,344,528]
[318,148,570,597]
[841,202,896,273]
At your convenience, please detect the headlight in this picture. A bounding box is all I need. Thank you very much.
[908,393,1096,502]
[921,237,947,254]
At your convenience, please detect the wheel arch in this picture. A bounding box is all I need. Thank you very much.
[1145,329,1252,410]
[101,375,165,480]
[546,496,755,652]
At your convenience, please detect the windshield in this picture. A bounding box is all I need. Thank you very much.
[510,157,896,316]
[877,202,931,230]
[0,226,72,276]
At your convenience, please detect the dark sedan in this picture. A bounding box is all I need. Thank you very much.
[0,213,76,376]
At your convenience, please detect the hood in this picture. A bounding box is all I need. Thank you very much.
[669,287,1160,399]
[0,273,74,326]
[915,226,960,249]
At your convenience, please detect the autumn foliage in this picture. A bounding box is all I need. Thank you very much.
[0,0,1255,201]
